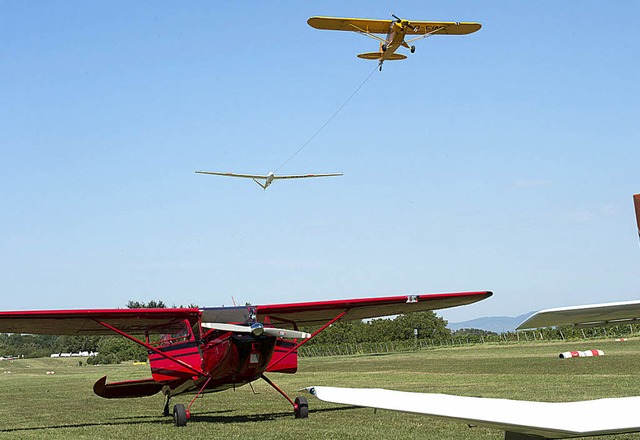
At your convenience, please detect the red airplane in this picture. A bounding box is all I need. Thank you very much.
[0,291,491,426]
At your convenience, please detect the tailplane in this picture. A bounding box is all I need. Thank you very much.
[357,52,407,60]
[93,376,163,399]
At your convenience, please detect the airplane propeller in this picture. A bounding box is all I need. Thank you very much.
[389,12,419,31]
[202,322,311,339]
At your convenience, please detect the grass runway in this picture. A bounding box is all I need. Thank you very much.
[1,338,639,439]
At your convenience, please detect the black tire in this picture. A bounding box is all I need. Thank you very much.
[381,44,387,52]
[294,396,309,419]
[173,403,188,427]
[410,45,416,53]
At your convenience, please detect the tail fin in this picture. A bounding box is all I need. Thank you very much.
[634,194,640,242]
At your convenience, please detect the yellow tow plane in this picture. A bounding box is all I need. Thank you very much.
[308,13,481,71]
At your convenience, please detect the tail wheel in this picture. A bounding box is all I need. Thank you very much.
[294,396,309,418]
[410,45,416,53]
[173,404,188,427]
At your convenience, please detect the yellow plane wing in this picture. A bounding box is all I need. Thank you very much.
[307,16,481,36]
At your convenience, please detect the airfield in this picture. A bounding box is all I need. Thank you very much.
[2,338,639,439]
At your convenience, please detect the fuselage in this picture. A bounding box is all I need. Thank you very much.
[380,22,407,60]
[147,323,297,398]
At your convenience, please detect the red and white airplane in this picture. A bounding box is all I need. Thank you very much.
[0,291,491,426]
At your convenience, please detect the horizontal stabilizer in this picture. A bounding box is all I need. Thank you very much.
[93,376,163,399]
[357,52,407,61]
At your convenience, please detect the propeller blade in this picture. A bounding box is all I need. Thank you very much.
[202,322,265,336]
[262,327,311,339]
[389,12,401,21]
[202,323,310,339]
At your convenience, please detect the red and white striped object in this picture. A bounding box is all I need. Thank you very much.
[559,349,604,359]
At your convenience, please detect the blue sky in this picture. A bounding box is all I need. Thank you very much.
[1,1,639,323]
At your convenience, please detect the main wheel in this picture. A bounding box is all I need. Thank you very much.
[294,396,309,419]
[173,403,188,427]
[410,45,416,53]
[381,44,387,52]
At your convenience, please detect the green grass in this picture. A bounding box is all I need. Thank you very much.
[1,339,639,439]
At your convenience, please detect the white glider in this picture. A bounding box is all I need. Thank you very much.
[307,386,640,439]
[195,170,343,190]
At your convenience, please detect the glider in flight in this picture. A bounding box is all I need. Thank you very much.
[0,291,492,427]
[195,170,343,190]
[307,13,481,70]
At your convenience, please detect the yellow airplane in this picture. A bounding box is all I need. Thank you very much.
[308,13,481,70]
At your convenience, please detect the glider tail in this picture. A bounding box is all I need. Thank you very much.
[252,178,267,190]
[634,194,640,243]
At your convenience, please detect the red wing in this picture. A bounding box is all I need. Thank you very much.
[255,291,492,327]
[0,308,201,335]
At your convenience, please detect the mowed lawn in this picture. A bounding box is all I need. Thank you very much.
[1,338,639,439]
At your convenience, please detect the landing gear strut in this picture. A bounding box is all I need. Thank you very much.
[262,374,310,419]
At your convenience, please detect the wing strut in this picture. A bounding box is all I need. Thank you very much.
[94,319,210,379]
[347,22,390,44]
[406,26,448,43]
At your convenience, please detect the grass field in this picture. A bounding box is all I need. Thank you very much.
[1,338,639,439]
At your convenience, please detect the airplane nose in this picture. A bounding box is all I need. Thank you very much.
[250,323,264,336]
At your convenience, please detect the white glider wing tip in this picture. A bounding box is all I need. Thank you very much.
[195,171,268,179]
[517,300,640,330]
[306,386,640,439]
[274,173,344,180]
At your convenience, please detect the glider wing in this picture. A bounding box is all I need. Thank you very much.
[273,173,343,180]
[517,300,640,329]
[307,386,640,439]
[255,291,492,327]
[195,171,268,179]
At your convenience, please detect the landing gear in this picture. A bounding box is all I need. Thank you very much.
[173,403,188,427]
[261,374,310,419]
[381,43,387,52]
[410,45,416,53]
[294,396,309,418]
[379,62,383,72]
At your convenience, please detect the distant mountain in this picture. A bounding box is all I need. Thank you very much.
[447,312,535,334]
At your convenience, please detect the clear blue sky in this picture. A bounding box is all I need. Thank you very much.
[1,1,639,323]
